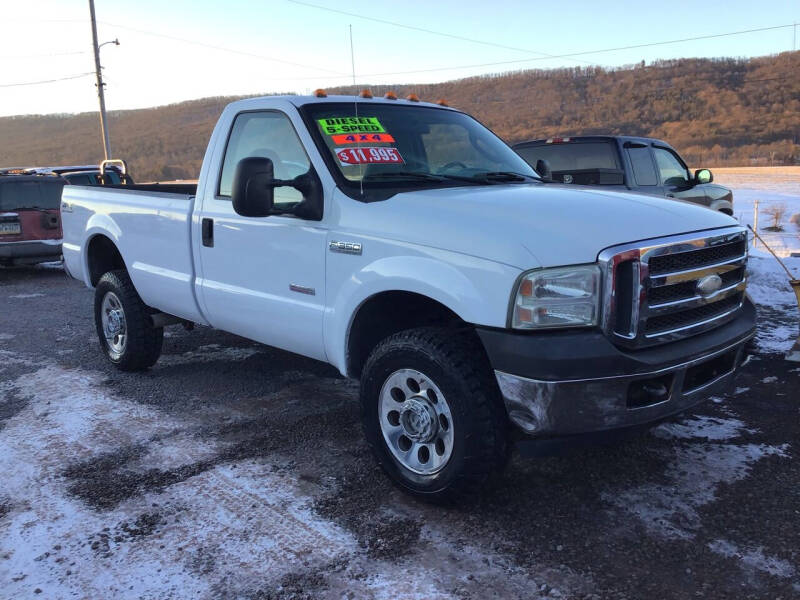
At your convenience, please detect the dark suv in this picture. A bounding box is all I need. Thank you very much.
[513,136,733,214]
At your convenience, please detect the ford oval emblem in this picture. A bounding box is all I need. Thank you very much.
[696,274,723,297]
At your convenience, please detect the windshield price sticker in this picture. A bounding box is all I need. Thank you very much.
[331,133,395,145]
[335,147,405,166]
[318,117,386,135]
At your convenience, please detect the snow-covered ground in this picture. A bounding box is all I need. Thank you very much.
[746,251,800,354]
[715,167,800,257]
[710,167,800,354]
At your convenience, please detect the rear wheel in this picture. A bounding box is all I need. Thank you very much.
[94,270,163,371]
[360,327,509,502]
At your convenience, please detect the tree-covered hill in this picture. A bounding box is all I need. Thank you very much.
[1,52,797,181]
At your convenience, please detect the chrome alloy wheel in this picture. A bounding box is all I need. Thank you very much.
[378,368,454,475]
[100,291,127,359]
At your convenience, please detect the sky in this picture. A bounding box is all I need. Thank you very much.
[1,0,798,117]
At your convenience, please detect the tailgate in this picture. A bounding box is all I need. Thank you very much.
[0,209,61,243]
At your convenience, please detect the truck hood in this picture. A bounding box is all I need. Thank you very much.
[337,183,739,269]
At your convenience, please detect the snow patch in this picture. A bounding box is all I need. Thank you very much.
[36,261,64,270]
[746,254,799,307]
[709,539,796,579]
[755,325,798,354]
[652,415,754,441]
[606,442,787,539]
[0,349,38,371]
[157,343,261,367]
[0,365,358,598]
[8,293,45,299]
[746,254,800,354]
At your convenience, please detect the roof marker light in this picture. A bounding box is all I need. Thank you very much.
[384,91,398,100]
[436,99,449,107]
[406,93,420,102]
[359,89,373,98]
[314,89,327,98]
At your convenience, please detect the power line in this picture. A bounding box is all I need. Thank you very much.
[349,23,798,78]
[0,72,95,88]
[2,21,794,88]
[182,22,796,82]
[285,0,595,66]
[97,21,350,76]
[0,50,89,59]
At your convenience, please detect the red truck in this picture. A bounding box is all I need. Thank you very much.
[0,173,65,266]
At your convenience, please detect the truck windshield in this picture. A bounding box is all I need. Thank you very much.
[515,141,621,172]
[0,179,65,211]
[302,102,538,191]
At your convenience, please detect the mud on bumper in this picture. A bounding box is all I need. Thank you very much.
[477,299,756,439]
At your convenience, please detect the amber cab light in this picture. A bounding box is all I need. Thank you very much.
[384,91,398,100]
[406,93,420,102]
[314,89,327,98]
[359,89,373,98]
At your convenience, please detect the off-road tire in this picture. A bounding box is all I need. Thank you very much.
[360,327,510,503]
[94,270,163,371]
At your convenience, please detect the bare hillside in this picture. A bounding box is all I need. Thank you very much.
[1,52,797,181]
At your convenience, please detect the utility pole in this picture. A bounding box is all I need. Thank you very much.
[89,0,111,160]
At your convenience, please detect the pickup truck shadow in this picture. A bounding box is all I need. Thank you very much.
[0,261,69,284]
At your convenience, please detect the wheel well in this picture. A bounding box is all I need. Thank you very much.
[346,291,466,378]
[87,235,126,285]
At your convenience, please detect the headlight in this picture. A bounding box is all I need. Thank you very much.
[511,265,601,329]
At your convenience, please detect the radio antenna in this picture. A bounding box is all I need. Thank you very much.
[349,24,364,196]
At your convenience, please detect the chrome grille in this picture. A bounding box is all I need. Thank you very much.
[599,227,748,348]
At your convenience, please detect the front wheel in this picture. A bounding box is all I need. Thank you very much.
[360,327,509,502]
[94,270,163,371]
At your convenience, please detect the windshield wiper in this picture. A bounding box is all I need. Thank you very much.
[362,171,447,182]
[470,171,540,183]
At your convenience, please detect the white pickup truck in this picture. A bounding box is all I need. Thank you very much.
[62,93,756,501]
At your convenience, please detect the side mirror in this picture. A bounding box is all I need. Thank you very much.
[694,168,713,184]
[232,157,276,217]
[535,159,553,182]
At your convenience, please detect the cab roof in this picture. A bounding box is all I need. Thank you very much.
[226,94,456,112]
[513,135,673,149]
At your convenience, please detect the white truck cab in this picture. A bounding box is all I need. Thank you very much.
[61,93,756,501]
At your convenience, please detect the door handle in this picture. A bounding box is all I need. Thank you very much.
[666,193,675,198]
[202,218,214,247]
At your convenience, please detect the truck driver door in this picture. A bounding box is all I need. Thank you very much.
[196,110,328,361]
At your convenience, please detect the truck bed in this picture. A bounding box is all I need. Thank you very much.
[61,184,206,324]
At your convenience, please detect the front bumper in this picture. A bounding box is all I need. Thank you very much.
[477,299,756,438]
[0,239,62,264]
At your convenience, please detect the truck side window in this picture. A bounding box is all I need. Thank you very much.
[653,147,690,187]
[218,111,310,208]
[626,146,658,186]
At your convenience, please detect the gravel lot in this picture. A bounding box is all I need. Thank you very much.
[1,264,798,599]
